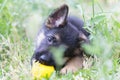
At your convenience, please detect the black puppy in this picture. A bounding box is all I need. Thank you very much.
[31,4,90,74]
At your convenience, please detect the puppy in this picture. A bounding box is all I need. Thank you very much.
[31,4,90,74]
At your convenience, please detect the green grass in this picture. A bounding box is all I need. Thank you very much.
[0,0,120,80]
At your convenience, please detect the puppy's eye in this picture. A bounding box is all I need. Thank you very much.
[47,36,57,43]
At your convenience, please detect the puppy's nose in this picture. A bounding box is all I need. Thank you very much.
[39,53,55,66]
[39,54,50,62]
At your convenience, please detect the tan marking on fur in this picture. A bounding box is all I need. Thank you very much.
[79,33,88,41]
[54,34,61,42]
[45,18,53,28]
[74,48,80,55]
[60,56,83,74]
[73,48,84,56]
[36,31,45,47]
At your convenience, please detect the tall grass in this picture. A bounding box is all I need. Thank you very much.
[0,0,120,80]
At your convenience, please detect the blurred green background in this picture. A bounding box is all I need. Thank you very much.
[0,0,120,80]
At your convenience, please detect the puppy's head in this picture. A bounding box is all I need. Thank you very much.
[44,4,88,46]
[33,4,89,67]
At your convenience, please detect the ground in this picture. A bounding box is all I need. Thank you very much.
[0,0,120,80]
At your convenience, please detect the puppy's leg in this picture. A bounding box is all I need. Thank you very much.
[60,56,83,74]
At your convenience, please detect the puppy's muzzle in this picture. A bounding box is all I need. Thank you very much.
[35,51,56,66]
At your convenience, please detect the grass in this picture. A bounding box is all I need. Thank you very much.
[0,0,120,80]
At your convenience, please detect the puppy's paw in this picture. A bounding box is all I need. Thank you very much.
[60,64,78,74]
[60,56,83,74]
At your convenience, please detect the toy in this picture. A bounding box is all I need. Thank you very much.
[31,62,55,79]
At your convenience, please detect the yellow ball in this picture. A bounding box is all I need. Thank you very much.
[31,62,55,79]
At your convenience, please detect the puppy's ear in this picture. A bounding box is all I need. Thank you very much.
[45,4,68,28]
